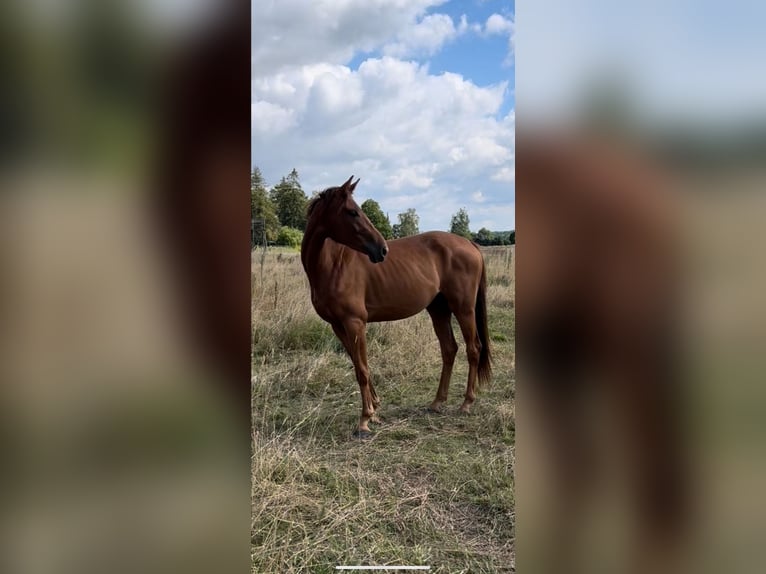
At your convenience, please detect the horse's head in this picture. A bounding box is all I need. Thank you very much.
[309,176,389,263]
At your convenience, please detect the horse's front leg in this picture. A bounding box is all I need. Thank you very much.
[342,318,378,437]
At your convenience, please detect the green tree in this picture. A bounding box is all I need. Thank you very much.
[449,207,472,239]
[360,199,393,239]
[509,230,515,245]
[251,166,280,243]
[392,208,419,238]
[270,168,308,230]
[475,227,493,245]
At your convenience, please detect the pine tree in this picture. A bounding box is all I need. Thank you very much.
[270,168,308,230]
[251,166,280,242]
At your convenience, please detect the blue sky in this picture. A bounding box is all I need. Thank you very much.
[347,1,515,94]
[252,0,515,231]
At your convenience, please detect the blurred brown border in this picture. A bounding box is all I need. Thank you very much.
[154,0,252,429]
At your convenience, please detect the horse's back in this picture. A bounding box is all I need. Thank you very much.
[386,231,482,277]
[391,230,481,263]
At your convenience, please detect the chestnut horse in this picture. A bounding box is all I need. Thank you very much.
[301,176,492,437]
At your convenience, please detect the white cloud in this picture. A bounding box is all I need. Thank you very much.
[484,13,515,66]
[383,13,463,58]
[491,166,515,183]
[252,1,515,231]
[386,164,437,190]
[252,0,448,75]
[306,71,364,116]
[252,56,514,230]
[251,101,295,135]
[485,14,513,35]
[457,14,470,34]
[463,136,512,165]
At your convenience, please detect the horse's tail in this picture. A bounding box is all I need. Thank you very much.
[476,254,492,387]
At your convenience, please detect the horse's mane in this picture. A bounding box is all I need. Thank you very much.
[307,186,336,217]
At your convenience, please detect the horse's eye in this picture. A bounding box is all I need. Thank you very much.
[347,209,359,217]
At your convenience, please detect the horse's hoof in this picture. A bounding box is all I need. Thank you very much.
[426,404,444,414]
[352,429,373,439]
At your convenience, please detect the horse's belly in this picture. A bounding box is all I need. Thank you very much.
[358,251,446,322]
[365,289,437,322]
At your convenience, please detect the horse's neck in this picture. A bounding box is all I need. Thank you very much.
[301,224,341,288]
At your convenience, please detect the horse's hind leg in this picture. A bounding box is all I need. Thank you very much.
[426,295,458,413]
[454,308,481,413]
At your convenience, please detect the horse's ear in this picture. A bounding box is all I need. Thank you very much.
[341,175,354,189]
[349,177,360,194]
[338,175,355,198]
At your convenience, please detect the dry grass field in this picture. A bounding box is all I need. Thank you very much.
[251,245,515,573]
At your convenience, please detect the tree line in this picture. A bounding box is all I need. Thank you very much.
[252,167,514,248]
[448,207,515,246]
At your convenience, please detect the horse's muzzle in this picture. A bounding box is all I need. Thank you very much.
[366,242,388,263]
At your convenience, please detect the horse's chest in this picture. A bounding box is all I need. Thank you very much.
[311,285,360,323]
[310,288,339,322]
